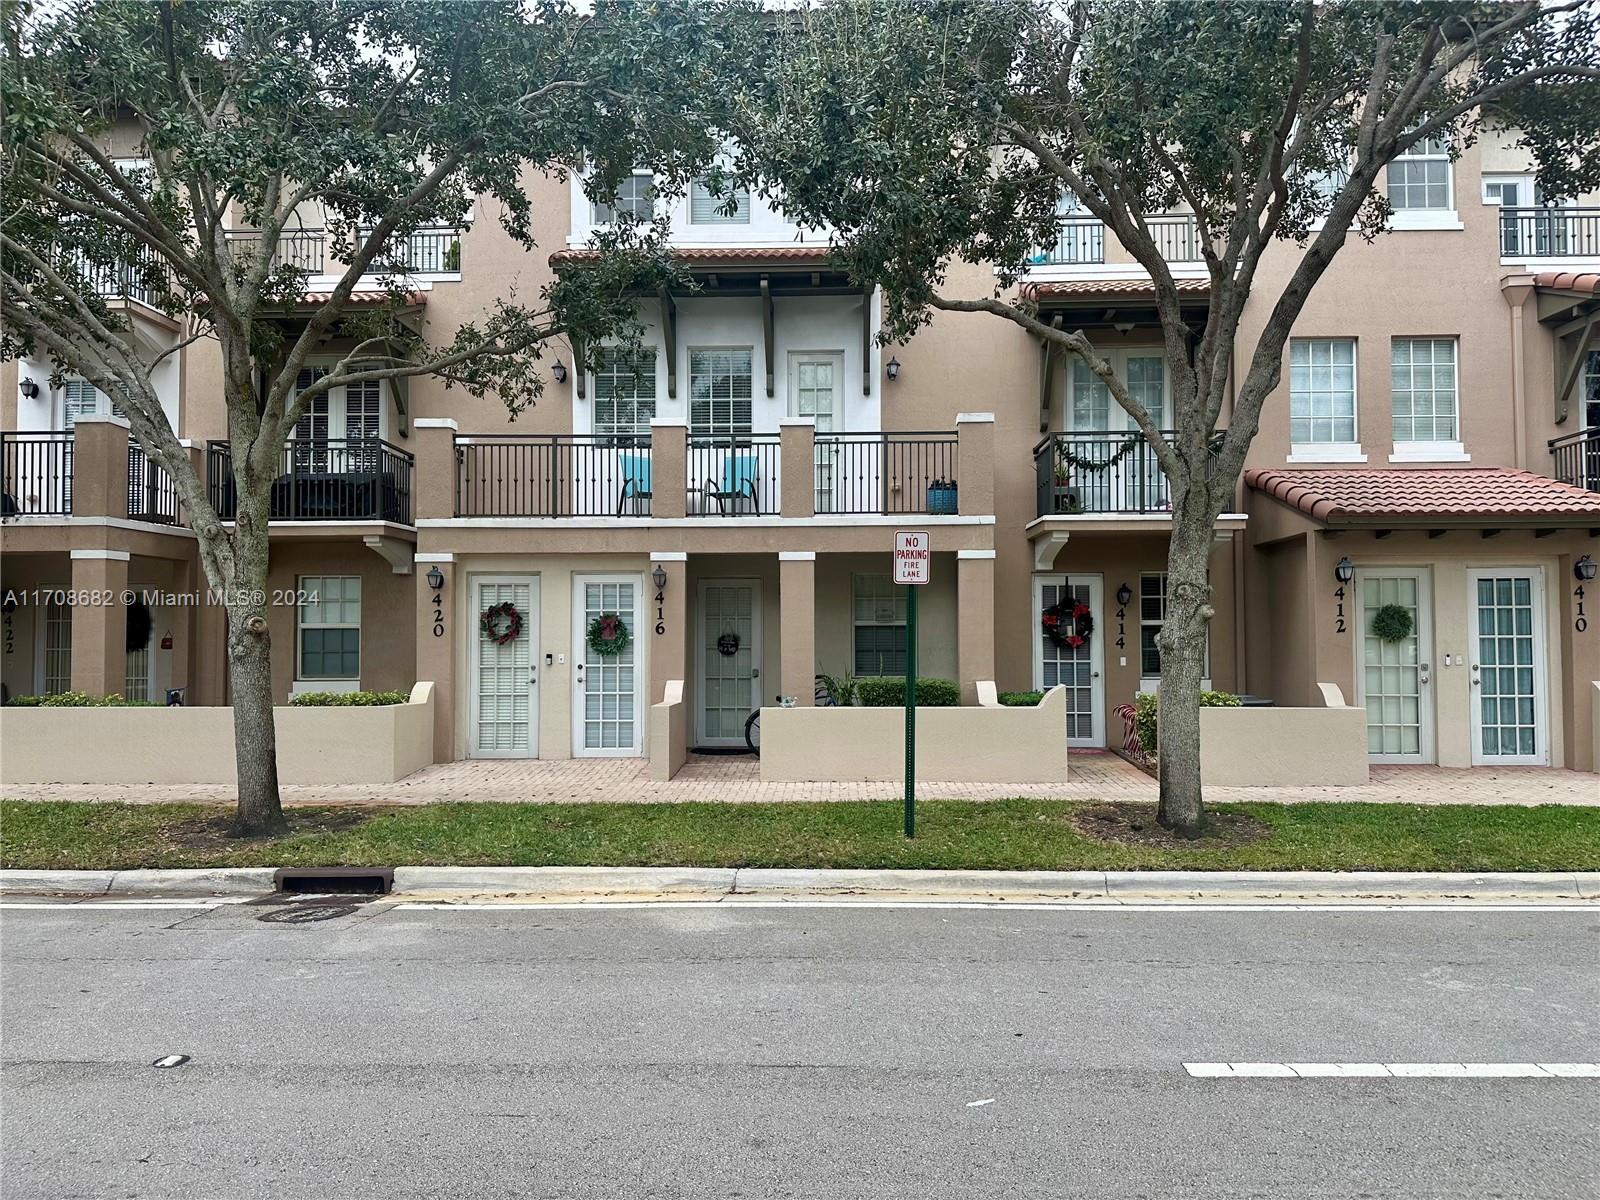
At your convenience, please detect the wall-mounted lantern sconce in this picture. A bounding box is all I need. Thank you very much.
[651,563,669,592]
[425,565,445,591]
[551,360,568,384]
[1334,556,1355,584]
[1116,582,1133,608]
[1576,554,1598,583]
[885,356,901,382]
[19,378,39,399]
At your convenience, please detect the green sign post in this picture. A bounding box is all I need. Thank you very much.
[894,531,930,838]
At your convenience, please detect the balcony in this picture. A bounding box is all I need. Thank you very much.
[2,430,182,524]
[456,434,657,518]
[1034,430,1178,516]
[207,438,414,523]
[1499,208,1600,259]
[1031,214,1204,267]
[1550,427,1600,492]
[221,226,463,277]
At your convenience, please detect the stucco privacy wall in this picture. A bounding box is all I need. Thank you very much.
[649,679,689,781]
[0,683,434,785]
[1198,701,1370,786]
[758,686,1070,783]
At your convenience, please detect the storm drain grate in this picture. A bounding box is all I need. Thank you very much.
[273,867,394,895]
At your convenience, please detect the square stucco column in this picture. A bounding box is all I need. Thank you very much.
[650,421,688,519]
[957,550,996,704]
[956,412,995,516]
[415,553,456,762]
[779,552,816,706]
[649,554,689,705]
[69,550,129,695]
[780,420,815,519]
[412,419,458,520]
[70,414,131,519]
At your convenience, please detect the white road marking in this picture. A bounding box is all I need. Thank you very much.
[386,900,1597,913]
[966,1098,996,1107]
[1186,1062,1600,1079]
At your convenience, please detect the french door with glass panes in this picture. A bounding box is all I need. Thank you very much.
[1354,569,1436,763]
[470,575,539,758]
[1065,351,1169,511]
[572,574,645,757]
[1033,574,1104,747]
[1468,569,1548,766]
[792,352,843,513]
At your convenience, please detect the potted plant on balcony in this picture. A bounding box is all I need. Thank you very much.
[926,476,958,514]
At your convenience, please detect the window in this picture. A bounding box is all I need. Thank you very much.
[1387,135,1451,211]
[593,172,654,224]
[297,576,361,680]
[853,573,906,676]
[1289,338,1357,446]
[1482,175,1526,207]
[42,594,71,696]
[1138,573,1210,682]
[593,347,658,437]
[1307,166,1349,201]
[1069,360,1110,430]
[61,378,101,427]
[689,349,753,437]
[1391,338,1458,444]
[689,176,750,224]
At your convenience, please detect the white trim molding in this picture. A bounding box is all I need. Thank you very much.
[414,552,456,563]
[956,412,995,424]
[1390,442,1471,463]
[69,549,132,561]
[418,515,996,530]
[413,417,459,431]
[650,551,689,562]
[1287,444,1368,464]
[778,551,817,561]
[957,549,997,560]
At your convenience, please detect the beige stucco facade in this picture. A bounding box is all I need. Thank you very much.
[4,129,1598,780]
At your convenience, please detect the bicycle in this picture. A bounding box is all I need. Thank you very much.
[743,675,837,754]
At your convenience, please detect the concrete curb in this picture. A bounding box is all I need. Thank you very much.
[1,867,1595,902]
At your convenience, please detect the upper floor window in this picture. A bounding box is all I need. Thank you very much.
[1289,338,1357,446]
[593,172,655,225]
[689,348,753,437]
[689,177,750,225]
[61,376,124,426]
[1391,337,1458,444]
[1388,135,1451,211]
[1307,166,1349,202]
[593,346,658,437]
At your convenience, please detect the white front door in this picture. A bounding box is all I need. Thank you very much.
[1468,569,1549,766]
[470,575,539,758]
[1034,574,1104,747]
[572,574,645,757]
[791,353,842,513]
[1355,568,1436,764]
[697,579,762,748]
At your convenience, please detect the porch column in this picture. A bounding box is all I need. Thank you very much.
[1558,549,1598,772]
[69,549,129,696]
[779,552,816,706]
[649,553,688,706]
[957,550,996,704]
[779,419,815,519]
[956,412,995,516]
[650,421,687,519]
[71,414,130,519]
[415,552,456,763]
[412,418,458,520]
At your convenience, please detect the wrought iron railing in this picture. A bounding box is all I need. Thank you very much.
[1034,430,1179,515]
[1499,207,1600,259]
[208,437,413,522]
[813,432,959,515]
[1148,214,1205,262]
[1032,213,1204,266]
[1550,427,1600,493]
[688,433,782,516]
[1,431,73,517]
[360,226,463,274]
[223,228,326,273]
[76,243,172,307]
[127,442,181,525]
[454,434,652,518]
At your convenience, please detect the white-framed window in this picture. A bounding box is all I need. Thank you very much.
[852,573,906,677]
[1387,135,1452,211]
[1391,337,1458,444]
[60,376,124,427]
[1308,166,1349,201]
[41,593,72,696]
[1289,338,1359,450]
[297,575,361,681]
[593,171,655,225]
[1482,174,1529,207]
[290,366,387,470]
[1067,352,1166,431]
[689,176,750,225]
[1138,572,1210,685]
[688,348,754,437]
[593,346,658,437]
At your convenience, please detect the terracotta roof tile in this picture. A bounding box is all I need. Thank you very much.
[298,289,426,306]
[1532,271,1600,294]
[550,245,833,267]
[1244,467,1600,525]
[1024,277,1210,300]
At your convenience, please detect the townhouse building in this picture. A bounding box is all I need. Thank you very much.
[3,125,1598,773]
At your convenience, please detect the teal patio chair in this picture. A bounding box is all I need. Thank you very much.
[705,451,760,515]
[617,453,652,516]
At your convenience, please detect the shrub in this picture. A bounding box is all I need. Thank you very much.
[288,689,411,707]
[855,677,961,707]
[1133,689,1241,753]
[6,691,156,707]
[816,672,858,707]
[998,690,1044,707]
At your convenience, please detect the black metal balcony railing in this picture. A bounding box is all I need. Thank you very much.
[223,228,326,274]
[1,431,74,517]
[208,437,413,523]
[814,432,959,515]
[1034,430,1179,516]
[360,226,463,274]
[688,434,782,516]
[78,244,172,307]
[1033,213,1204,266]
[1550,427,1600,493]
[455,434,653,518]
[1500,207,1600,259]
[126,442,181,525]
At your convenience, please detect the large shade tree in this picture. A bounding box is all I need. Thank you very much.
[1,0,731,833]
[730,0,1600,833]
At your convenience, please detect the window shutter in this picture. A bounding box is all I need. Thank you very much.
[690,178,750,225]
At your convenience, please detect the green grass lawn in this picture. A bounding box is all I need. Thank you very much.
[2,798,1596,872]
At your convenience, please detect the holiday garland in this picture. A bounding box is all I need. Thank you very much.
[1041,599,1094,649]
[480,602,522,646]
[586,612,632,658]
[1054,434,1143,476]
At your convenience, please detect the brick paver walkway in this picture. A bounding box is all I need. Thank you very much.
[5,752,1595,807]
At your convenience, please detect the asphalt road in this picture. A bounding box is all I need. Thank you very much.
[1,897,1596,1199]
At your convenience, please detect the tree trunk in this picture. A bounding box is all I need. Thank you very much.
[1155,511,1215,837]
[225,518,285,836]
